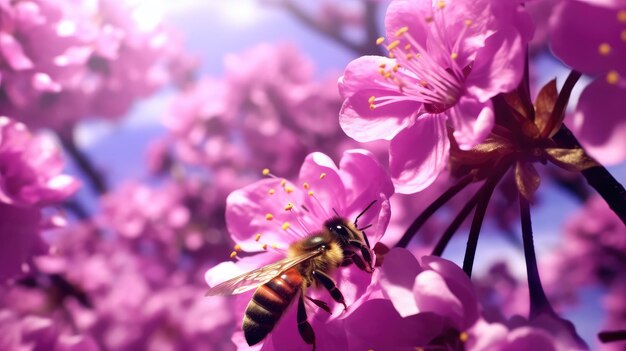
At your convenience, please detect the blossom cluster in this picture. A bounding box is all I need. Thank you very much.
[0,0,625,350]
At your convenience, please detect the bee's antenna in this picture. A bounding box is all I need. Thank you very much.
[354,200,377,228]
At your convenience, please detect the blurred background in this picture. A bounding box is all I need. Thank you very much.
[1,0,625,350]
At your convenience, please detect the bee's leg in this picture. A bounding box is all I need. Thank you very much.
[305,295,332,314]
[312,270,347,311]
[349,250,372,273]
[348,240,373,272]
[297,293,316,350]
[340,250,354,267]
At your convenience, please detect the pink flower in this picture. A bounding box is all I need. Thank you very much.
[0,116,78,282]
[205,149,393,350]
[550,0,626,165]
[338,0,531,193]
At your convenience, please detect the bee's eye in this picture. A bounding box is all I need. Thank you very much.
[331,225,350,237]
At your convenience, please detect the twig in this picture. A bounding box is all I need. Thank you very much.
[59,131,108,195]
[396,173,474,248]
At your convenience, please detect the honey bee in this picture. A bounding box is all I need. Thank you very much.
[205,201,377,350]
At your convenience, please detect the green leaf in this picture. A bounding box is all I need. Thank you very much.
[545,148,600,171]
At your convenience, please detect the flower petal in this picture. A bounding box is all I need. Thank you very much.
[567,77,626,165]
[448,96,494,150]
[389,114,449,194]
[466,30,524,102]
[379,247,422,317]
[339,56,421,142]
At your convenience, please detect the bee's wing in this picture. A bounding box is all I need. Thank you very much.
[205,248,323,296]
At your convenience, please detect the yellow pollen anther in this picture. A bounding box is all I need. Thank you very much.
[393,64,400,72]
[387,40,400,51]
[280,179,287,186]
[255,233,262,241]
[384,72,393,79]
[420,80,428,87]
[303,182,310,189]
[459,332,469,342]
[599,43,611,55]
[414,348,425,351]
[262,168,270,176]
[404,44,411,50]
[265,213,274,220]
[319,173,327,180]
[395,26,409,37]
[230,251,237,259]
[308,190,315,196]
[437,0,446,9]
[284,186,294,193]
[282,222,291,230]
[621,30,626,42]
[618,10,626,22]
[379,63,386,69]
[268,188,275,195]
[368,96,376,104]
[451,52,458,60]
[271,244,278,249]
[284,203,294,211]
[369,104,376,110]
[406,53,415,60]
[607,70,620,85]
[388,53,395,58]
[465,19,472,26]
[378,68,386,75]
[234,244,241,251]
[376,36,385,45]
[262,243,268,250]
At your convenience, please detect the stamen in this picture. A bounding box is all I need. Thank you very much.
[437,0,446,9]
[262,168,270,176]
[268,188,275,195]
[303,182,310,189]
[376,36,385,45]
[284,203,294,211]
[459,332,469,342]
[282,222,291,230]
[229,251,238,259]
[255,233,262,241]
[618,10,626,22]
[598,43,611,55]
[280,179,287,187]
[319,173,327,180]
[450,52,458,60]
[379,63,386,69]
[308,191,315,196]
[387,40,400,51]
[284,186,294,194]
[607,70,620,85]
[465,19,472,26]
[404,44,411,50]
[621,30,626,42]
[234,244,242,251]
[262,243,268,250]
[395,26,409,37]
[265,213,274,220]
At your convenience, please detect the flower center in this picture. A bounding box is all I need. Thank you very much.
[369,2,473,114]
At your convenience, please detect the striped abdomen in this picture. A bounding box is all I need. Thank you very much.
[243,267,303,346]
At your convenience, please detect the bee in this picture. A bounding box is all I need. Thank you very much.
[205,201,377,350]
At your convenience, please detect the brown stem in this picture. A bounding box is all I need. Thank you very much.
[462,160,511,277]
[431,187,480,256]
[519,194,553,318]
[599,330,626,343]
[59,131,107,195]
[553,125,626,226]
[396,173,474,248]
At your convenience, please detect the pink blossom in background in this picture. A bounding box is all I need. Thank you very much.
[550,0,626,165]
[338,0,531,193]
[0,0,175,131]
[205,149,393,350]
[0,116,78,282]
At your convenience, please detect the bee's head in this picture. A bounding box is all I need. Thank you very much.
[324,216,358,244]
